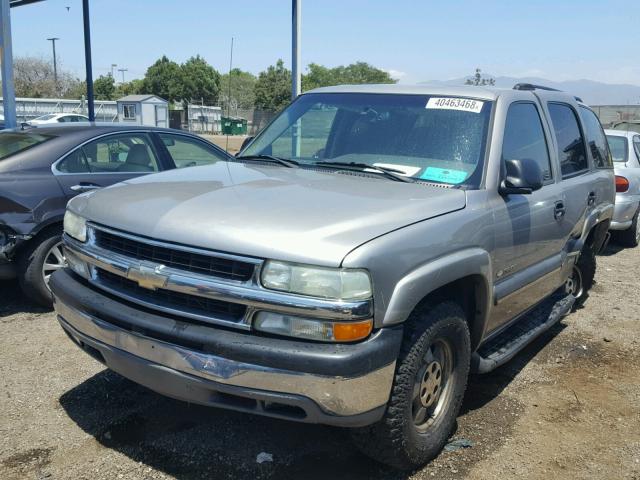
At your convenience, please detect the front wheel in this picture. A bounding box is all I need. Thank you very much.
[351,302,470,470]
[17,228,66,308]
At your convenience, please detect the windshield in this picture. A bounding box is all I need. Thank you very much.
[243,93,493,187]
[606,135,628,162]
[0,132,55,160]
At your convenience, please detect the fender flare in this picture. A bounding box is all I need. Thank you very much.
[382,248,493,348]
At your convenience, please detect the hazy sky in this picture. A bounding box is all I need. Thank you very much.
[9,0,640,85]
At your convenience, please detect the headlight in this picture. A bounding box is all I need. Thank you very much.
[260,260,372,300]
[254,311,373,342]
[63,210,87,242]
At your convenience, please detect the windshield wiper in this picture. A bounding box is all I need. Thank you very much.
[314,161,416,183]
[236,154,299,168]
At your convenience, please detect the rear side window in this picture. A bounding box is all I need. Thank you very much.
[634,136,640,161]
[579,107,612,168]
[606,135,628,163]
[547,103,588,177]
[502,102,552,182]
[0,132,55,160]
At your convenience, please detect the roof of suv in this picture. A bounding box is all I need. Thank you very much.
[305,83,582,104]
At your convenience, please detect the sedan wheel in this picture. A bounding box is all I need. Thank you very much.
[42,241,67,288]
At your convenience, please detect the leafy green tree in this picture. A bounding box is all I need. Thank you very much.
[180,55,221,106]
[302,62,396,91]
[93,74,116,100]
[254,59,291,111]
[220,68,257,113]
[465,68,495,86]
[65,80,87,100]
[141,56,183,102]
[115,79,144,98]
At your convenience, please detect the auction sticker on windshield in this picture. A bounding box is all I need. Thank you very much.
[426,97,484,113]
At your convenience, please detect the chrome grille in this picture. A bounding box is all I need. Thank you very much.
[94,228,255,282]
[96,268,247,322]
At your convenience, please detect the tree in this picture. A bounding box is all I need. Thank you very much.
[115,79,144,98]
[220,68,256,113]
[254,59,291,111]
[465,68,495,86]
[93,74,116,100]
[302,62,396,91]
[180,55,221,106]
[65,80,87,100]
[141,55,183,103]
[13,55,82,98]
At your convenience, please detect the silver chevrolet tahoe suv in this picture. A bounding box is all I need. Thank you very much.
[51,83,614,469]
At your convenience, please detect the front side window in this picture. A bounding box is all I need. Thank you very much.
[579,107,612,168]
[502,102,552,182]
[243,93,493,187]
[0,132,55,160]
[159,134,227,168]
[547,103,588,177]
[59,133,160,173]
[606,135,628,163]
[123,104,136,120]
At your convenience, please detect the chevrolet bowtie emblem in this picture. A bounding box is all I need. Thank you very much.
[126,264,169,290]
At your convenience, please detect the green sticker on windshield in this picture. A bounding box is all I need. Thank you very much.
[420,167,468,184]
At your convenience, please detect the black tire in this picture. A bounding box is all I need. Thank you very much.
[616,207,640,248]
[17,228,64,308]
[567,242,596,310]
[351,302,470,470]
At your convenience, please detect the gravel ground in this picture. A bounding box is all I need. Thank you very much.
[1,242,639,480]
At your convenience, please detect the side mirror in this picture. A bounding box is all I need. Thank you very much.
[236,136,255,156]
[499,158,544,195]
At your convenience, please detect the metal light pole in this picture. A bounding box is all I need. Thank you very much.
[0,0,17,128]
[291,0,301,100]
[110,63,117,77]
[82,0,95,121]
[46,37,59,92]
[118,68,127,83]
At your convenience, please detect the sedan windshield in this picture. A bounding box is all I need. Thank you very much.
[243,93,493,187]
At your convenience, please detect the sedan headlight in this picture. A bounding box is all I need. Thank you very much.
[63,210,87,242]
[260,260,372,300]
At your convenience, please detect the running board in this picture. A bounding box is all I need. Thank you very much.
[471,293,575,374]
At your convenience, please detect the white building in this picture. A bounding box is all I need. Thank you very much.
[116,95,169,127]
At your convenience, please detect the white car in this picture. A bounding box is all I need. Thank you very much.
[606,129,640,246]
[28,113,89,125]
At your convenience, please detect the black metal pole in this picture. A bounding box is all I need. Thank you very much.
[82,0,95,121]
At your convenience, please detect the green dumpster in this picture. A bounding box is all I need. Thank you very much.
[221,117,248,135]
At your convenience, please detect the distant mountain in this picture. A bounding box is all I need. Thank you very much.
[422,75,640,106]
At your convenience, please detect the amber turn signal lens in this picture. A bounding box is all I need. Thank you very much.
[332,320,373,342]
[615,175,629,193]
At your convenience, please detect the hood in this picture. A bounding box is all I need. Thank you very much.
[70,161,466,266]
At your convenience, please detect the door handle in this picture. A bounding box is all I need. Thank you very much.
[554,201,566,220]
[587,191,596,207]
[70,183,100,193]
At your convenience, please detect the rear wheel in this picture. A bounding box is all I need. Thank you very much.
[616,207,640,248]
[351,302,470,470]
[17,228,65,308]
[566,242,596,309]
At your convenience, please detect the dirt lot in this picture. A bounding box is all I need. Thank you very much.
[200,134,247,155]
[1,243,639,480]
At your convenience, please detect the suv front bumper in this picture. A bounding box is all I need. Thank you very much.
[50,269,401,427]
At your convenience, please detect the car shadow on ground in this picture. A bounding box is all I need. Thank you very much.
[59,318,566,480]
[598,239,626,257]
[0,280,50,318]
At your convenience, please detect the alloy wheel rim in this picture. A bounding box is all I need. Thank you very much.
[635,217,640,243]
[412,338,454,432]
[42,241,66,288]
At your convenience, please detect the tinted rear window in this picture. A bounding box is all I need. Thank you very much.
[0,132,55,160]
[606,135,628,162]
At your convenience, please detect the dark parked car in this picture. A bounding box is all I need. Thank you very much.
[0,124,231,306]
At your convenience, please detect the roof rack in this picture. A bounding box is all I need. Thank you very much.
[513,83,583,103]
[513,83,561,92]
